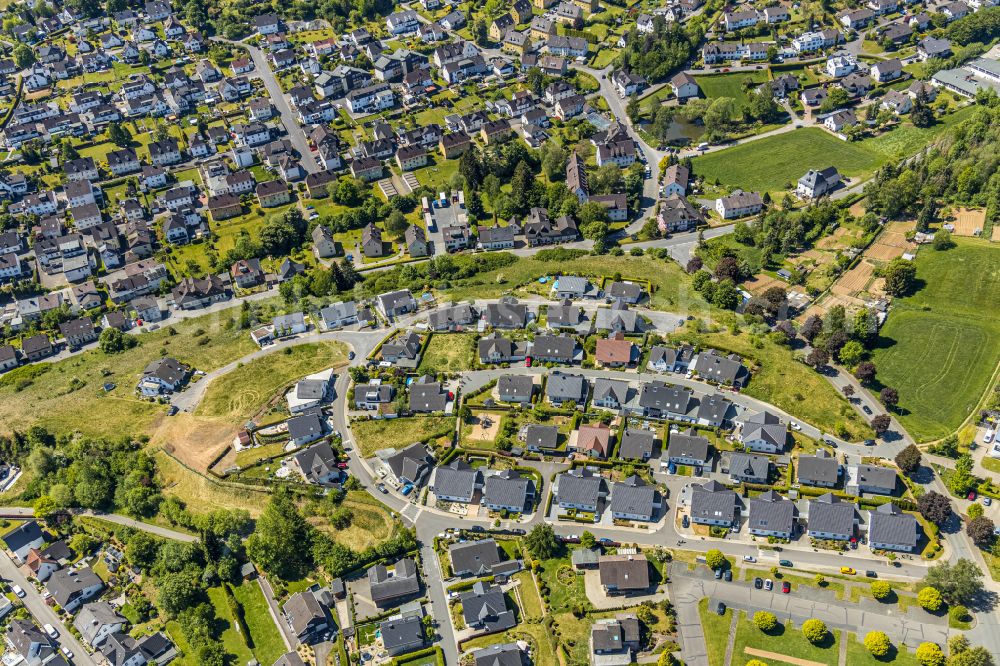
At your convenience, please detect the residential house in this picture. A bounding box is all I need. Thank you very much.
[368,558,421,607]
[715,190,763,219]
[806,493,856,541]
[689,480,739,527]
[619,429,656,461]
[747,490,796,538]
[667,429,711,466]
[45,566,104,612]
[797,451,841,487]
[610,476,660,521]
[283,590,330,644]
[599,554,651,594]
[727,452,771,484]
[867,503,920,552]
[546,371,588,406]
[460,582,515,632]
[555,467,605,512]
[481,471,535,513]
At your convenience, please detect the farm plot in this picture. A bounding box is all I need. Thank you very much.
[831,261,874,295]
[950,208,986,236]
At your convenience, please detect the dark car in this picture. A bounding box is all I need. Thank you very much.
[682,515,690,528]
[348,351,356,360]
[779,559,793,567]
[865,571,878,578]
[862,405,873,415]
[754,577,763,589]
[724,570,733,582]
[716,602,726,615]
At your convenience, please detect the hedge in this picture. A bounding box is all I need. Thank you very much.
[392,646,444,666]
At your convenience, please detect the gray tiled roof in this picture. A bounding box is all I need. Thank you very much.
[619,429,655,460]
[729,452,770,481]
[598,554,650,590]
[609,476,657,520]
[379,615,425,652]
[460,581,516,631]
[481,470,534,510]
[853,464,897,492]
[868,503,919,549]
[807,493,855,535]
[747,490,796,533]
[524,424,559,449]
[473,643,525,666]
[498,375,533,400]
[432,461,480,499]
[593,378,630,406]
[546,371,587,402]
[556,467,603,506]
[639,381,691,412]
[690,480,738,523]
[798,452,840,485]
[368,557,420,603]
[449,539,500,576]
[667,429,710,462]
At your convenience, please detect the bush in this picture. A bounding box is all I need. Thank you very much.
[915,642,945,666]
[802,619,827,644]
[705,549,727,570]
[753,611,778,632]
[917,586,943,612]
[864,631,891,657]
[870,581,891,600]
[949,604,969,624]
[746,661,769,666]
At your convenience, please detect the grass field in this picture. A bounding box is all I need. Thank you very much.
[206,586,256,666]
[195,341,348,421]
[156,451,272,516]
[695,71,770,110]
[0,302,265,438]
[231,582,287,666]
[312,491,398,551]
[692,127,882,193]
[417,333,476,373]
[871,239,1000,441]
[676,323,874,441]
[698,597,734,666]
[351,416,455,457]
[731,612,840,666]
[845,633,922,666]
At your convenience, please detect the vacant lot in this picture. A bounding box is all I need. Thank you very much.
[872,239,1000,441]
[351,415,454,457]
[196,341,348,420]
[692,128,882,193]
[156,450,271,516]
[695,71,770,110]
[418,333,475,373]
[0,301,272,438]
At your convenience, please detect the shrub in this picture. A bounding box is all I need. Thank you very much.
[864,631,891,657]
[802,619,827,644]
[746,661,770,666]
[949,605,969,624]
[705,549,727,571]
[870,581,891,600]
[753,611,778,632]
[917,586,943,611]
[915,642,945,666]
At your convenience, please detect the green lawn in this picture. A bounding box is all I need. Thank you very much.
[698,597,734,666]
[692,127,883,193]
[206,587,256,666]
[231,581,288,666]
[871,239,1000,441]
[351,416,455,457]
[417,333,476,373]
[195,342,348,421]
[695,71,770,110]
[845,633,922,666]
[731,612,840,666]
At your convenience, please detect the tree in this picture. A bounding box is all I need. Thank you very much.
[99,327,138,354]
[626,95,641,123]
[917,586,943,612]
[686,256,703,273]
[947,643,995,666]
[13,43,34,69]
[580,531,596,549]
[918,492,952,526]
[932,229,956,251]
[915,642,945,666]
[871,580,891,600]
[967,503,984,519]
[911,88,935,128]
[967,516,996,548]
[895,444,922,475]
[33,495,57,519]
[800,315,823,342]
[385,209,408,238]
[922,559,983,605]
[157,569,203,618]
[245,490,314,580]
[807,347,829,369]
[882,258,917,296]
[802,619,827,644]
[705,549,727,571]
[525,524,560,560]
[107,122,132,148]
[842,385,855,399]
[837,340,865,367]
[711,279,741,310]
[880,387,899,409]
[753,611,777,632]
[871,414,892,436]
[714,256,742,282]
[855,361,877,383]
[865,631,891,657]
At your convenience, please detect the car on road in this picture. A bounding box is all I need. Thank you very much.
[985,431,995,444]
[782,581,791,593]
[790,421,802,431]
[716,602,726,615]
[865,571,878,578]
[724,570,733,582]
[967,491,977,501]
[754,577,763,589]
[862,405,872,415]
[348,351,356,360]
[764,578,773,591]
[779,560,793,567]
[43,624,58,639]
[840,567,857,575]
[11,585,24,598]
[376,483,388,494]
[743,555,756,563]
[864,439,876,446]
[61,647,73,659]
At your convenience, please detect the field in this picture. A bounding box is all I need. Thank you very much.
[698,597,733,666]
[871,239,1000,441]
[0,302,263,438]
[844,633,922,666]
[731,611,841,666]
[351,415,455,457]
[195,341,348,420]
[691,128,882,193]
[230,582,288,666]
[677,324,874,441]
[156,450,272,516]
[417,333,476,373]
[310,490,398,551]
[695,71,771,111]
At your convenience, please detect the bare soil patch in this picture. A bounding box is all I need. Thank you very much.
[466,414,501,442]
[951,208,986,236]
[744,273,783,295]
[833,261,874,295]
[149,413,237,472]
[743,647,827,666]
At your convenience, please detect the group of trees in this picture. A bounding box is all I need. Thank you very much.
[799,303,882,381]
[619,18,700,83]
[674,89,781,142]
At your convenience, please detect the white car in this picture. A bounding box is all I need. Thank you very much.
[61,647,73,659]
[742,555,756,563]
[43,624,58,639]
[11,585,24,598]
[790,422,802,432]
[985,431,995,444]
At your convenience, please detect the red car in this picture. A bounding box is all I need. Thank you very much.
[525,356,533,367]
[968,491,977,501]
[781,581,791,594]
[337,462,349,469]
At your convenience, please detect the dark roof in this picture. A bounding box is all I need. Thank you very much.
[460,581,516,631]
[853,464,897,492]
[481,470,534,510]
[293,442,338,483]
[474,643,525,666]
[609,476,657,520]
[368,558,420,603]
[379,615,425,652]
[618,429,655,460]
[410,380,448,412]
[808,493,855,535]
[287,412,324,441]
[598,554,650,590]
[498,375,533,400]
[868,503,919,549]
[747,491,796,533]
[385,443,433,485]
[432,460,480,499]
[798,452,840,485]
[2,521,44,552]
[668,429,711,462]
[556,467,603,506]
[449,539,500,576]
[690,481,738,523]
[524,424,559,449]
[284,590,327,636]
[728,452,770,480]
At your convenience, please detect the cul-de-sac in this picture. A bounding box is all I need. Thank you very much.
[0,0,998,665]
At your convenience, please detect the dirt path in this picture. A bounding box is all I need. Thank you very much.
[743,647,827,666]
[723,612,739,666]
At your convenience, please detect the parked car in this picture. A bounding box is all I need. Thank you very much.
[724,570,733,582]
[377,483,388,494]
[61,647,73,659]
[348,351,356,360]
[754,577,763,589]
[968,491,977,501]
[862,405,872,415]
[781,581,791,593]
[984,497,993,506]
[11,585,24,598]
[43,624,58,639]
[714,568,722,579]
[764,578,773,591]
[865,571,878,578]
[840,567,857,575]
[716,602,726,615]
